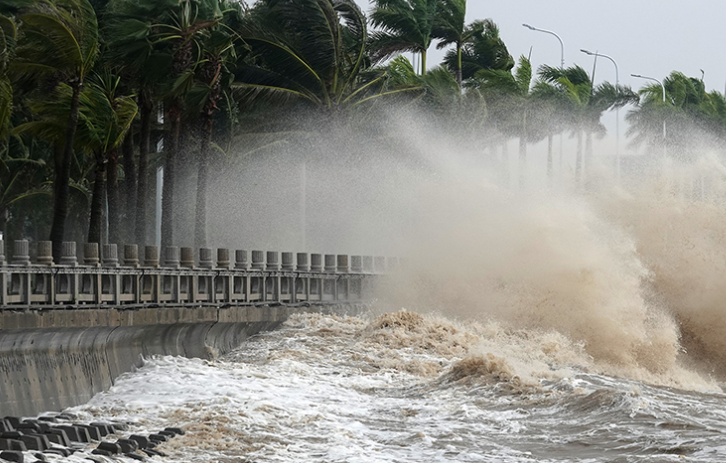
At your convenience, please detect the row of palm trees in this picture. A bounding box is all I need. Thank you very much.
[0,0,723,253]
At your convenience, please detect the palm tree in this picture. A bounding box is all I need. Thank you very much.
[11,0,99,261]
[369,0,438,75]
[0,14,15,146]
[237,0,381,111]
[540,65,636,181]
[438,18,513,85]
[431,0,466,84]
[474,55,534,186]
[627,72,724,159]
[189,6,240,247]
[80,73,137,244]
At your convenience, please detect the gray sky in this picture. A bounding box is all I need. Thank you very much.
[358,0,726,93]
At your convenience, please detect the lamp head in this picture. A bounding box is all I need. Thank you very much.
[522,23,535,30]
[580,49,594,55]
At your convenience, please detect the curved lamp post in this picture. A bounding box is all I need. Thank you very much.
[582,49,621,180]
[631,73,667,160]
[523,24,564,69]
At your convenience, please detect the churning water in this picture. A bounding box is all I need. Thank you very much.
[64,311,726,462]
[51,149,726,462]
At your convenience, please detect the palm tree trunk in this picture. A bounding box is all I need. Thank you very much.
[135,95,151,245]
[456,43,463,86]
[195,114,213,248]
[120,129,136,240]
[576,130,583,183]
[49,82,81,263]
[421,49,427,75]
[88,152,106,244]
[547,134,553,181]
[585,130,593,177]
[501,140,509,187]
[106,147,120,244]
[161,99,181,250]
[518,135,526,188]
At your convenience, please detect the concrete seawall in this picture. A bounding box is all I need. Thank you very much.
[0,239,387,417]
[0,304,365,417]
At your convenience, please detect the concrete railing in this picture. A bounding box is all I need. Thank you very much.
[0,239,396,308]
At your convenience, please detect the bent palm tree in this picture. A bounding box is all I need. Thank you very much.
[11,0,98,261]
[369,0,437,75]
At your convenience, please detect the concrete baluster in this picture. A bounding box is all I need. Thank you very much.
[310,253,322,272]
[266,251,280,271]
[336,255,349,273]
[123,244,139,267]
[363,256,374,273]
[83,243,100,266]
[102,244,119,267]
[296,252,309,271]
[281,252,294,271]
[60,242,78,266]
[235,250,248,269]
[12,240,30,266]
[37,241,53,266]
[144,245,160,268]
[324,254,336,273]
[164,246,180,268]
[217,248,231,269]
[251,250,264,270]
[199,248,214,269]
[351,256,362,273]
[181,247,195,268]
[374,256,386,273]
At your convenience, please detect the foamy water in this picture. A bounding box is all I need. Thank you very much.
[59,310,726,462]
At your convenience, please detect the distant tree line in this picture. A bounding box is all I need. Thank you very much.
[0,0,722,252]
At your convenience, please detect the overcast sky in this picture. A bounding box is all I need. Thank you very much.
[357,0,726,93]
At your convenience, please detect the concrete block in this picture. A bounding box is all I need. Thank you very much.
[37,242,53,266]
[123,244,139,267]
[11,240,30,266]
[83,243,100,266]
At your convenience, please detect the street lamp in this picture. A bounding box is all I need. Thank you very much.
[524,23,565,181]
[631,73,667,160]
[523,24,564,68]
[582,49,621,181]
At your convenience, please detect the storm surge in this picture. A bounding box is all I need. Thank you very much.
[376,146,726,390]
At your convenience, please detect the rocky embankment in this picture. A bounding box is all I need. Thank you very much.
[0,414,182,462]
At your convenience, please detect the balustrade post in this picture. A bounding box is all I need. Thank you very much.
[83,243,100,267]
[336,255,349,273]
[311,253,322,272]
[251,250,264,270]
[363,256,374,273]
[36,241,53,266]
[164,246,180,268]
[82,243,101,303]
[60,242,79,266]
[216,248,231,303]
[102,244,120,304]
[324,254,336,273]
[281,252,293,271]
[12,240,30,266]
[144,245,160,303]
[296,253,309,271]
[144,246,160,267]
[102,244,119,267]
[266,251,279,271]
[181,247,195,268]
[123,244,139,267]
[351,256,363,273]
[199,248,213,269]
[0,239,5,266]
[217,248,231,269]
[235,250,248,269]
